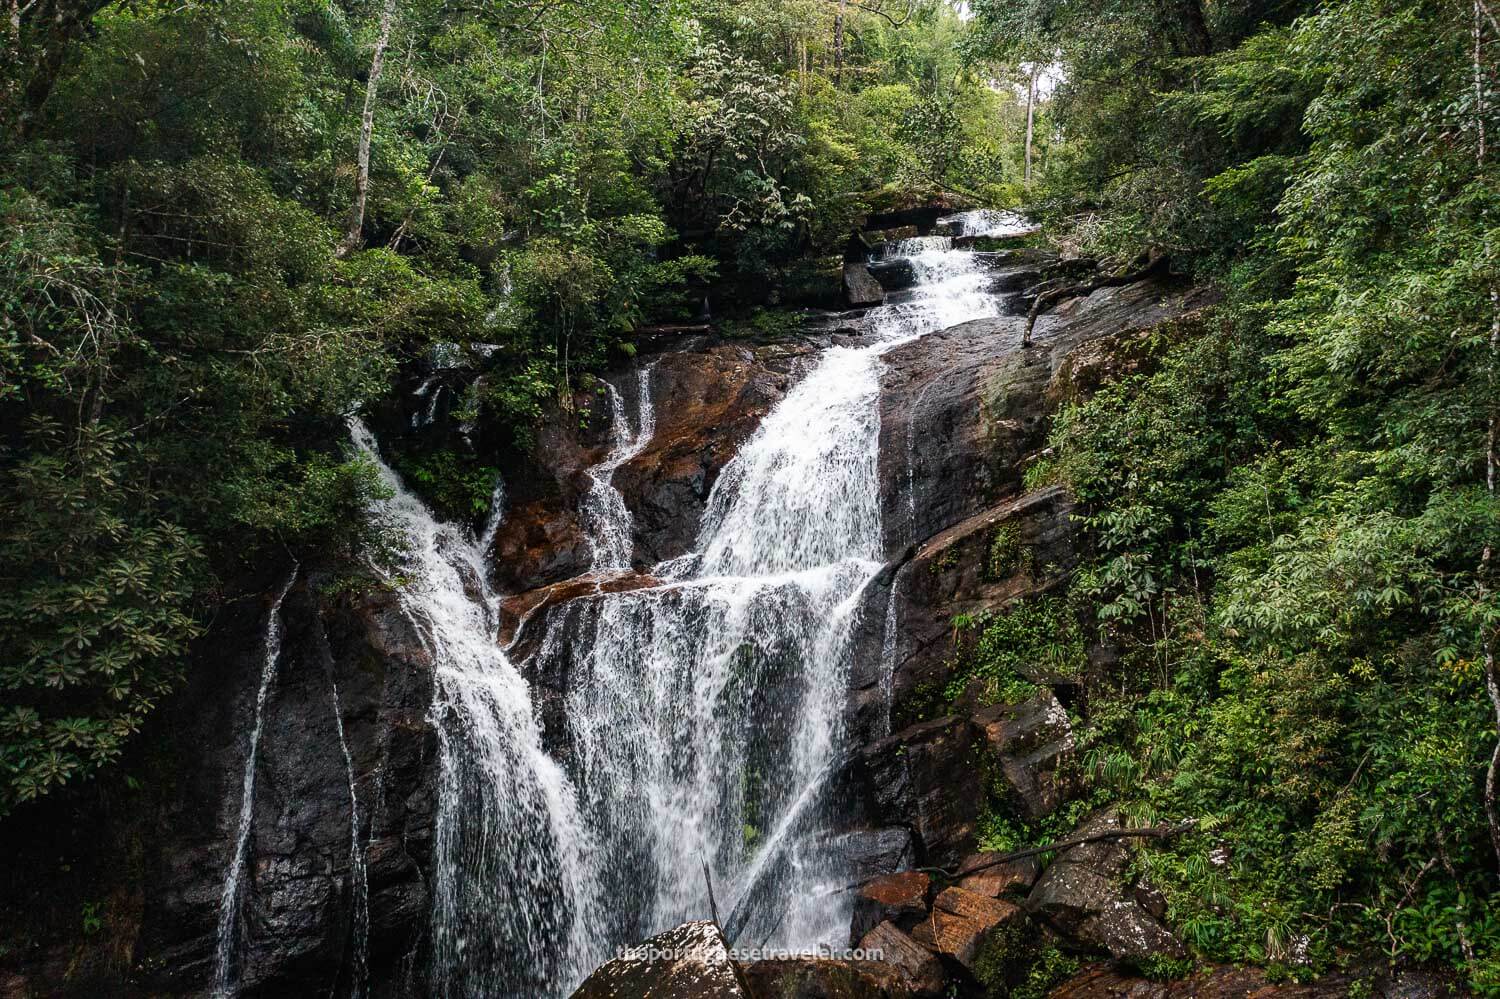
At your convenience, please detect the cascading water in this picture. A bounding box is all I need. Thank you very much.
[347,419,604,997]
[213,565,299,997]
[510,221,1006,980]
[337,217,1007,996]
[579,364,658,571]
[938,207,1039,239]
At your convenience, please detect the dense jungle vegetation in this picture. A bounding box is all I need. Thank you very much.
[0,0,1037,812]
[963,0,1500,989]
[7,0,1500,991]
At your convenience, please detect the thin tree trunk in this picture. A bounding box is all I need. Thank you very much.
[1172,0,1212,56]
[338,0,397,258]
[833,0,847,86]
[1475,0,1500,871]
[1024,61,1039,185]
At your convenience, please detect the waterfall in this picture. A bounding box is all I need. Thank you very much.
[477,475,507,555]
[580,363,658,571]
[213,565,299,997]
[336,215,1006,995]
[938,208,1038,239]
[514,221,1004,977]
[347,419,604,997]
[879,234,953,258]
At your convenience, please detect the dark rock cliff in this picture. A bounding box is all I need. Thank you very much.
[0,267,1230,998]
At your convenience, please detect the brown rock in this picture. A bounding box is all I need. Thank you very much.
[909,887,1021,969]
[739,957,913,998]
[850,871,931,942]
[955,852,1040,897]
[570,921,750,999]
[499,569,661,649]
[856,921,946,997]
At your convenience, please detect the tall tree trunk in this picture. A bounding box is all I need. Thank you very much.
[1024,61,1039,186]
[833,0,847,86]
[338,0,397,258]
[1474,0,1500,871]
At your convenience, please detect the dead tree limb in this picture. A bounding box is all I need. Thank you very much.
[1023,247,1171,346]
[338,0,398,258]
[703,861,723,930]
[828,820,1196,896]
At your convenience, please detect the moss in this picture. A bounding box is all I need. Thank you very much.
[973,921,1082,998]
[929,545,960,575]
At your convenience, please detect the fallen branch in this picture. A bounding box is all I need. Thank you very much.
[703,861,722,930]
[828,819,1197,896]
[1022,247,1172,346]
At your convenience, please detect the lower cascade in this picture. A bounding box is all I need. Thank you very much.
[334,223,1006,996]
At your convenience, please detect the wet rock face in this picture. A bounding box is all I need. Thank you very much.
[878,277,1210,560]
[3,573,442,998]
[612,341,816,567]
[864,278,1217,736]
[570,921,749,999]
[489,338,818,595]
[857,716,985,866]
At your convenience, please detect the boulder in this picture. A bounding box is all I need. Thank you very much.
[850,871,931,943]
[858,716,984,864]
[867,258,918,292]
[954,852,1041,898]
[1027,810,1185,961]
[909,887,1022,970]
[740,957,913,998]
[843,262,886,307]
[857,921,947,997]
[571,921,750,999]
[972,692,1076,821]
[826,828,918,884]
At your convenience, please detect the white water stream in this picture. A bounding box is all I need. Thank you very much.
[348,419,605,997]
[213,565,299,997]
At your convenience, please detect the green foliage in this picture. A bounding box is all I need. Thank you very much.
[944,596,1085,707]
[986,522,1034,579]
[395,450,500,523]
[1003,0,1500,986]
[972,920,1081,998]
[0,419,204,814]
